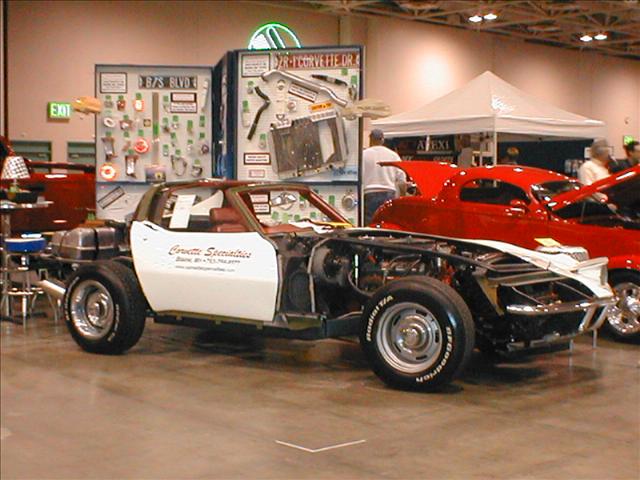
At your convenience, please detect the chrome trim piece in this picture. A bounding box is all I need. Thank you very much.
[505,297,615,316]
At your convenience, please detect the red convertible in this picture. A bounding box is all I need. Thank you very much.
[372,163,640,340]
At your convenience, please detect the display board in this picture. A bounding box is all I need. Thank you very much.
[215,46,363,225]
[95,65,213,220]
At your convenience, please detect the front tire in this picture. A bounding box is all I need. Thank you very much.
[360,277,475,391]
[604,270,640,341]
[63,261,147,354]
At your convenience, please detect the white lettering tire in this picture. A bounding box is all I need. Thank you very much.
[63,261,147,354]
[360,276,475,391]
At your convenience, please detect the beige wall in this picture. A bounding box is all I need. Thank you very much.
[7,1,640,161]
[365,16,640,155]
[6,0,339,161]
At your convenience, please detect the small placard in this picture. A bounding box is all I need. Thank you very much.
[169,194,196,229]
[253,203,271,214]
[250,194,269,203]
[288,83,317,102]
[309,101,333,113]
[248,169,266,178]
[244,153,270,165]
[170,102,197,113]
[139,75,197,89]
[100,72,127,93]
[171,92,197,103]
[241,54,271,77]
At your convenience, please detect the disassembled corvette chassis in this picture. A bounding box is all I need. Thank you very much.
[150,228,610,353]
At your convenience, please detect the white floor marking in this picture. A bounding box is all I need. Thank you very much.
[275,439,366,453]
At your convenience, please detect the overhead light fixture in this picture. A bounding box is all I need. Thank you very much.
[469,14,483,23]
[580,34,593,42]
[483,12,498,20]
[594,33,608,40]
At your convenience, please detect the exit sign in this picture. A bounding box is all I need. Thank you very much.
[48,102,72,119]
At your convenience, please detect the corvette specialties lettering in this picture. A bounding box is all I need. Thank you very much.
[168,245,252,259]
[167,245,253,273]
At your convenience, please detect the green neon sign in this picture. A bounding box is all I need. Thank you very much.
[248,22,301,50]
[48,101,72,119]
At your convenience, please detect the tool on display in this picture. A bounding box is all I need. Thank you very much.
[103,116,116,128]
[103,96,114,109]
[311,74,348,87]
[134,134,150,155]
[342,190,357,211]
[171,152,188,176]
[120,117,133,130]
[242,100,252,128]
[199,132,210,154]
[191,158,203,177]
[117,96,126,111]
[99,163,118,181]
[259,133,267,150]
[134,93,144,112]
[247,86,271,141]
[125,151,139,178]
[97,186,125,209]
[201,79,211,113]
[101,135,117,161]
[171,115,180,131]
[261,70,348,107]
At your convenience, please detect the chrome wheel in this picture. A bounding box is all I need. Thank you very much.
[607,282,640,336]
[69,280,115,340]
[376,302,443,374]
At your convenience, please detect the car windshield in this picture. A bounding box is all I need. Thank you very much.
[239,186,350,234]
[532,180,624,222]
[531,180,581,203]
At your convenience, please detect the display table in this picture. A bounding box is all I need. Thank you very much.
[0,200,52,320]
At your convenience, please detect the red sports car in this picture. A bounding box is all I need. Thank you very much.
[1,136,96,233]
[373,163,640,340]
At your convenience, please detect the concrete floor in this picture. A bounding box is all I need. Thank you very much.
[1,314,638,480]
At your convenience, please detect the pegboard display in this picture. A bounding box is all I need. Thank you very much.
[214,46,364,223]
[95,65,213,220]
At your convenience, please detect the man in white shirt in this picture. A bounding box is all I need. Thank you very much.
[578,139,612,185]
[362,129,406,224]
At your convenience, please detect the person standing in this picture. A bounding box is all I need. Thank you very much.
[578,139,613,185]
[362,129,406,225]
[610,140,640,173]
[498,147,520,165]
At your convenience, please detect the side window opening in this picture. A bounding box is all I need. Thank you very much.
[155,187,247,232]
[460,179,530,205]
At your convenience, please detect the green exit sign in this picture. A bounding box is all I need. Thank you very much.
[48,101,72,119]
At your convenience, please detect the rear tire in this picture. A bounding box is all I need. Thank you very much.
[63,261,147,354]
[360,276,475,391]
[604,270,640,341]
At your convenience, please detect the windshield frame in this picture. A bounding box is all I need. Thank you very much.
[228,183,350,235]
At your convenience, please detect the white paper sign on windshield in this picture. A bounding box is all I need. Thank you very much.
[169,194,196,229]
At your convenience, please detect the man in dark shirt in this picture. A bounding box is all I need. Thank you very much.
[610,140,639,173]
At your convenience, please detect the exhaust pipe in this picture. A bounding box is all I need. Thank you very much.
[36,279,66,300]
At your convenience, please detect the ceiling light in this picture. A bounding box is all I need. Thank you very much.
[483,12,498,20]
[469,15,483,23]
[594,33,608,41]
[580,34,593,42]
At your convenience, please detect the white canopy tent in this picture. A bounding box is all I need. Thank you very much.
[373,71,607,163]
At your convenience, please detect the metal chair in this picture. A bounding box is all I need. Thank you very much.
[0,237,58,325]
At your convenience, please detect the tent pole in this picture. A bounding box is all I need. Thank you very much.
[493,130,498,165]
